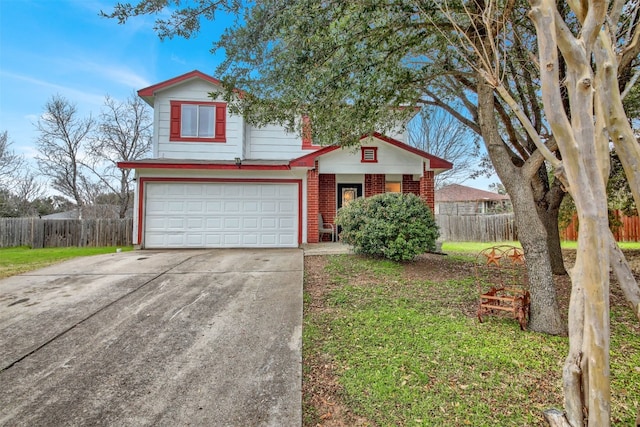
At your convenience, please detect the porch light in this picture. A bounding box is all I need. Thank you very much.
[235,157,242,168]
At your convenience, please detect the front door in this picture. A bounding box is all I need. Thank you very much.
[337,183,363,210]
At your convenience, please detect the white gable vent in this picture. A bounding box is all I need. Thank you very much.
[361,147,378,163]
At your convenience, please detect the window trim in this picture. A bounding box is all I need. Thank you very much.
[361,147,378,163]
[169,100,227,143]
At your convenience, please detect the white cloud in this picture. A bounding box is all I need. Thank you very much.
[86,63,152,89]
[170,54,187,65]
[0,70,105,107]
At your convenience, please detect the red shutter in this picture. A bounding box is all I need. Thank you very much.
[170,102,181,140]
[215,104,226,141]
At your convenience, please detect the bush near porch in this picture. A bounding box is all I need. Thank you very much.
[335,193,439,261]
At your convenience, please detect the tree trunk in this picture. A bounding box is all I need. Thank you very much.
[529,1,612,424]
[544,181,567,275]
[119,172,129,219]
[608,233,640,321]
[532,166,567,276]
[477,78,566,335]
[543,409,572,427]
[539,201,567,275]
[512,184,566,334]
[545,212,566,274]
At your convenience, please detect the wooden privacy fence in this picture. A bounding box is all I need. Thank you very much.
[436,213,517,242]
[0,218,133,248]
[560,210,640,242]
[438,211,640,242]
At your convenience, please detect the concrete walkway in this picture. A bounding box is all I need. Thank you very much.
[301,242,353,256]
[0,249,302,426]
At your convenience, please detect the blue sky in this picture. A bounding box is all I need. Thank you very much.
[0,0,229,159]
[0,0,497,190]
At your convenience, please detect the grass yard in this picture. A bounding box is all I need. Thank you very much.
[303,244,640,426]
[0,246,133,279]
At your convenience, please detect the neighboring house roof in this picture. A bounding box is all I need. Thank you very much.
[435,184,509,202]
[41,209,79,220]
[41,205,132,219]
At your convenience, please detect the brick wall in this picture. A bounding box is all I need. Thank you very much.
[364,174,386,197]
[402,174,420,196]
[306,167,320,243]
[420,170,435,212]
[309,169,435,242]
[318,173,336,241]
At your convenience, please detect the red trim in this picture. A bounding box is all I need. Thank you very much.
[297,182,303,244]
[360,147,378,163]
[169,100,226,143]
[367,132,453,169]
[118,161,290,171]
[289,145,340,167]
[137,177,303,247]
[139,71,223,97]
[138,70,245,102]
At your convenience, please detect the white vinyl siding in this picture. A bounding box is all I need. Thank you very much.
[319,139,424,175]
[245,124,311,160]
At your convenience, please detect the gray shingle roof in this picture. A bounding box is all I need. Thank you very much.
[435,184,510,202]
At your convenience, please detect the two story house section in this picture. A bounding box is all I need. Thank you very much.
[119,70,452,249]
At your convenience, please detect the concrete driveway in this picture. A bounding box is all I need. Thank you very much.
[0,249,302,426]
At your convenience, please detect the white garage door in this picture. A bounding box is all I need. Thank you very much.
[144,182,298,248]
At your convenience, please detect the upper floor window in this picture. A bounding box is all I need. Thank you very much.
[361,147,378,163]
[170,100,226,142]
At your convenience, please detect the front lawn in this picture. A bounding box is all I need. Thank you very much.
[0,246,133,279]
[303,249,640,426]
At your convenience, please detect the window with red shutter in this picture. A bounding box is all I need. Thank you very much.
[169,100,227,143]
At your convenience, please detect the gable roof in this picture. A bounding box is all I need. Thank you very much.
[435,184,509,202]
[138,70,226,106]
[290,132,453,170]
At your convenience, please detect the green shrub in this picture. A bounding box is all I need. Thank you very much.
[335,193,439,261]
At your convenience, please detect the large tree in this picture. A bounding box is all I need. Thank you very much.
[87,93,152,218]
[0,131,25,191]
[438,0,640,424]
[35,95,96,209]
[0,131,47,217]
[528,1,639,424]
